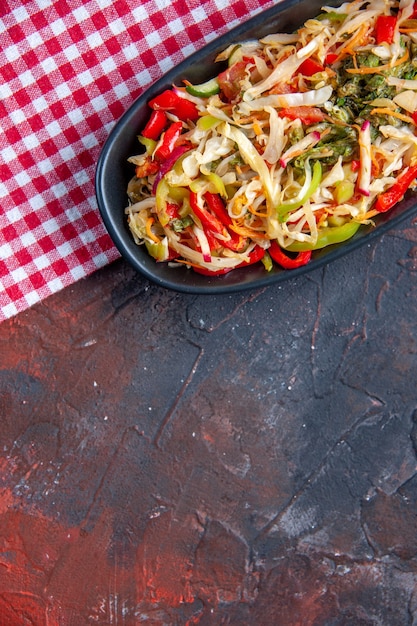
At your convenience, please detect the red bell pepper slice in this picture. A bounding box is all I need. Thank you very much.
[149,89,199,122]
[325,52,339,65]
[154,121,183,161]
[374,164,417,213]
[166,202,181,220]
[204,192,233,227]
[190,191,225,235]
[298,58,325,76]
[190,191,248,253]
[135,156,160,178]
[238,245,265,267]
[278,106,326,125]
[203,192,248,252]
[217,60,249,101]
[375,15,397,44]
[269,241,312,269]
[142,109,168,140]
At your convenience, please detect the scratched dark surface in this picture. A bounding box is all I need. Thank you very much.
[1,215,417,625]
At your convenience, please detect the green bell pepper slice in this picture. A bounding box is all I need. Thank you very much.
[277,160,322,222]
[145,239,169,261]
[138,135,157,154]
[285,221,361,251]
[186,77,220,98]
[197,115,221,131]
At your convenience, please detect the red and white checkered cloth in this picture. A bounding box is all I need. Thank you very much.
[1,0,275,322]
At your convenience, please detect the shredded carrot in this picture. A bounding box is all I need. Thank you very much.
[248,205,268,218]
[399,19,417,33]
[370,150,384,177]
[235,214,265,229]
[146,217,161,244]
[345,49,409,74]
[359,209,379,220]
[235,164,251,175]
[239,114,267,124]
[174,259,205,269]
[230,224,269,239]
[334,23,369,63]
[253,121,263,136]
[324,67,336,79]
[370,107,414,124]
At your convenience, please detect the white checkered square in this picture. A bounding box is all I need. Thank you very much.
[4,44,20,63]
[50,18,66,37]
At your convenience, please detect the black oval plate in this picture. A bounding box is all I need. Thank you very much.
[95,0,417,294]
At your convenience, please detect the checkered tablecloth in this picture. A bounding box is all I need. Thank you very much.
[1,0,275,322]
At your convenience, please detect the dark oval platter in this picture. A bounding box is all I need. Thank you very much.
[95,0,417,294]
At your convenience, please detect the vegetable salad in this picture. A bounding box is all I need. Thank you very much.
[126,0,417,275]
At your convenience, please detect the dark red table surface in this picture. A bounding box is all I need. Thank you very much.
[1,213,417,625]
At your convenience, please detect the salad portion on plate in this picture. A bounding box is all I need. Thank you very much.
[125,0,417,276]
